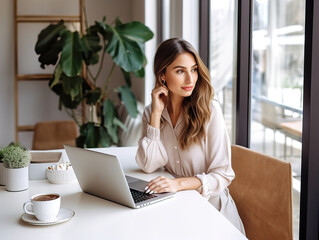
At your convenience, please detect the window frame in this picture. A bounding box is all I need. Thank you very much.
[299,0,319,239]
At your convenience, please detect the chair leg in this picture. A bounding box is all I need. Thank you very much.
[284,135,287,160]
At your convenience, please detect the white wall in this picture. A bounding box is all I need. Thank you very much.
[143,0,157,105]
[0,1,16,147]
[0,0,154,149]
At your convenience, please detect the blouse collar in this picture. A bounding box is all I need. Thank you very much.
[162,106,184,129]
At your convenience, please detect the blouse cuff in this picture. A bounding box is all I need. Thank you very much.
[195,173,210,200]
[146,124,161,140]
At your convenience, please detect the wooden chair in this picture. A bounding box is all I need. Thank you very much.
[260,101,301,156]
[229,145,293,240]
[260,101,286,155]
[32,121,78,150]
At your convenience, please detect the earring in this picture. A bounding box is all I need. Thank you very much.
[161,79,166,85]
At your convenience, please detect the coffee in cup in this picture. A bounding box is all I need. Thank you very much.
[33,194,59,201]
[23,193,61,222]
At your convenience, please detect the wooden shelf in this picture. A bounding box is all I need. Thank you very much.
[17,125,35,132]
[16,15,81,23]
[17,74,52,81]
[14,0,84,143]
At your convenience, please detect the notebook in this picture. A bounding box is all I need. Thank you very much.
[64,145,175,208]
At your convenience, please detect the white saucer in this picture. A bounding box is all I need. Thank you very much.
[21,208,75,226]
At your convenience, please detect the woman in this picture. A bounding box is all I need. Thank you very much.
[135,38,245,234]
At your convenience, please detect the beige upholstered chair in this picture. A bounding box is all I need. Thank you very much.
[229,145,293,240]
[32,121,78,150]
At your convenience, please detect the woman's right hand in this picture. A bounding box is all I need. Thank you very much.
[150,85,168,128]
[151,85,168,114]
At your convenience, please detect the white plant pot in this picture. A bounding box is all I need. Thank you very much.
[0,162,6,186]
[5,166,29,192]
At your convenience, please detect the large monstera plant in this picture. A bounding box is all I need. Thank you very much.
[35,17,153,148]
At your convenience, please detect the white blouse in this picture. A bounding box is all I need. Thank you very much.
[135,100,246,235]
[135,100,235,199]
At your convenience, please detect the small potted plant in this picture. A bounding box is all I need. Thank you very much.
[2,145,31,191]
[0,147,5,186]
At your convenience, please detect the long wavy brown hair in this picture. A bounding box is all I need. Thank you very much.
[154,38,214,149]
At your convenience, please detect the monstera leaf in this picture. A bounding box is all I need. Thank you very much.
[116,21,154,42]
[103,99,115,127]
[76,124,88,148]
[80,27,102,65]
[85,122,100,148]
[50,64,63,88]
[61,75,83,101]
[60,31,83,77]
[35,16,154,148]
[133,67,145,78]
[103,99,118,143]
[35,20,66,68]
[49,75,90,109]
[105,21,153,73]
[116,86,138,118]
[103,99,127,144]
[99,126,111,147]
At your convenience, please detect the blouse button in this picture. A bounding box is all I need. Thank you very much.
[177,161,180,164]
[174,146,177,150]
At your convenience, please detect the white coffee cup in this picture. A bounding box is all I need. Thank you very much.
[23,193,61,222]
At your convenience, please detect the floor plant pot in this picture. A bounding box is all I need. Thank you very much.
[0,162,5,186]
[5,166,29,192]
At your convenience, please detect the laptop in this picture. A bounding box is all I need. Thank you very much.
[64,145,175,208]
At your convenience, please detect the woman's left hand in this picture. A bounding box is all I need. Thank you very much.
[145,176,180,194]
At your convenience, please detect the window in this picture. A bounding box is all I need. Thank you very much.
[250,0,305,238]
[209,1,237,142]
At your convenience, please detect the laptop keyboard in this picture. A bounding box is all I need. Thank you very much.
[130,188,157,203]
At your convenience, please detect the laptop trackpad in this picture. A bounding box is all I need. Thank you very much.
[126,176,148,191]
[125,175,140,183]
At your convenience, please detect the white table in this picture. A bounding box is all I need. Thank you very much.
[0,147,247,240]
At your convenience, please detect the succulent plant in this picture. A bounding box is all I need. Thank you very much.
[2,145,31,169]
